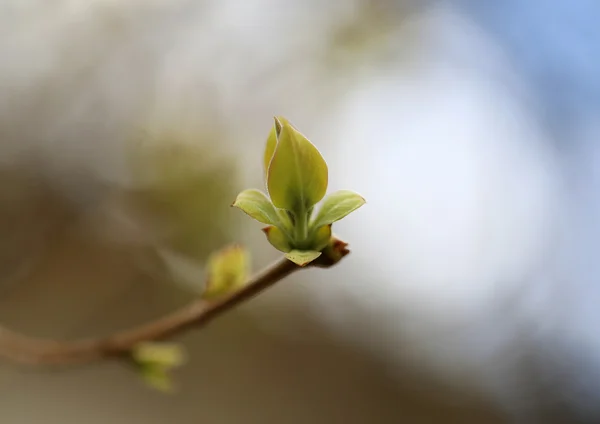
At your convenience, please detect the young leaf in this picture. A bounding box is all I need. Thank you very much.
[266,117,328,212]
[262,225,292,253]
[131,342,187,393]
[139,364,175,393]
[311,224,332,251]
[232,189,281,226]
[203,245,250,299]
[311,190,366,229]
[263,123,278,179]
[285,249,322,266]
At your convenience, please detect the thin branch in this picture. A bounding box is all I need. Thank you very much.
[0,257,302,366]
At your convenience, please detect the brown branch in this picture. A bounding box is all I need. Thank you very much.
[0,257,304,366]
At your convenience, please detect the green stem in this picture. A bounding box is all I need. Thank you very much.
[295,207,309,244]
[275,209,295,240]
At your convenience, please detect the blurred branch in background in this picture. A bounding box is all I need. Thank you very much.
[124,128,241,261]
[0,257,300,365]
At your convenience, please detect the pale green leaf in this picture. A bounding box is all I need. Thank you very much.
[263,123,278,180]
[232,189,280,225]
[311,224,332,251]
[266,117,328,212]
[262,225,291,253]
[311,190,366,229]
[132,342,187,393]
[139,364,175,393]
[285,249,322,266]
[204,245,250,299]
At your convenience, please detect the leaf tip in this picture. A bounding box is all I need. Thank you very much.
[273,116,283,134]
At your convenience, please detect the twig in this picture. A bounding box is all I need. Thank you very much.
[0,257,302,366]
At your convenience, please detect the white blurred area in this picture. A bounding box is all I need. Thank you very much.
[312,5,563,412]
[0,0,595,423]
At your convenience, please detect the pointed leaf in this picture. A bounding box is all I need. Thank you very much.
[311,224,332,251]
[311,190,366,229]
[262,225,291,253]
[267,117,328,212]
[285,249,322,266]
[263,123,278,180]
[204,245,250,299]
[232,189,280,225]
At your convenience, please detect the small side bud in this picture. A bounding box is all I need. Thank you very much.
[131,342,187,393]
[203,245,250,300]
[312,237,350,268]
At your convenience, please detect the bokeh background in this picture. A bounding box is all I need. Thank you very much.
[0,1,599,422]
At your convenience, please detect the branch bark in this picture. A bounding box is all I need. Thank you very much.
[0,257,302,366]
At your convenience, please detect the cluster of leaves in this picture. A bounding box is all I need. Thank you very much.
[232,117,365,266]
[130,117,365,391]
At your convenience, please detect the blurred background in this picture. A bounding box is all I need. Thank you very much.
[0,0,599,422]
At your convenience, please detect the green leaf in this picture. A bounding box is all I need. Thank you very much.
[131,342,187,393]
[285,249,322,266]
[232,189,280,226]
[262,225,292,253]
[311,190,366,229]
[311,224,332,251]
[203,245,250,299]
[266,117,328,212]
[263,123,278,180]
[139,364,175,393]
